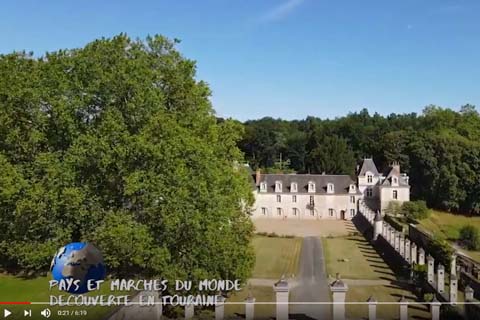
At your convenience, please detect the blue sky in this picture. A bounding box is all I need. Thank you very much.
[1,0,479,120]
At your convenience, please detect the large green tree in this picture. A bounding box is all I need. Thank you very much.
[0,34,255,288]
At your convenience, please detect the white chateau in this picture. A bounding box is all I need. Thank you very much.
[250,158,410,220]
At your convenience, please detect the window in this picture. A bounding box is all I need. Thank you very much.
[276,195,281,203]
[329,208,334,217]
[310,209,315,216]
[366,188,373,197]
[367,175,373,183]
[393,190,398,200]
[393,177,398,185]
[350,196,355,204]
[291,182,297,192]
[327,183,334,193]
[349,184,356,193]
[308,181,316,193]
[275,181,282,192]
[292,208,298,216]
[261,207,267,215]
[309,195,314,206]
[292,195,297,203]
[277,208,282,216]
[260,182,267,192]
[350,209,355,217]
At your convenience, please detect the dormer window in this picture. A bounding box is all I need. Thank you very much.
[260,182,267,192]
[275,181,282,193]
[392,177,398,185]
[367,174,373,183]
[327,183,334,194]
[349,184,356,193]
[291,182,298,193]
[308,181,316,193]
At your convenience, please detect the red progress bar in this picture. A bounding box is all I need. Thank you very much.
[0,302,31,305]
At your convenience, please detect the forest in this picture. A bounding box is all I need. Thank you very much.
[238,105,480,215]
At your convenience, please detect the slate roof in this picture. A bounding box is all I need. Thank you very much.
[358,158,380,176]
[380,166,409,187]
[254,173,362,195]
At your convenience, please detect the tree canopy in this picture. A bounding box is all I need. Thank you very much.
[0,34,255,289]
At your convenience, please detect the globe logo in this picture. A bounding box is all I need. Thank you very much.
[50,242,106,294]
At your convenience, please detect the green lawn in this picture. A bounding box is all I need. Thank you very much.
[322,235,395,280]
[0,274,128,320]
[225,286,275,320]
[418,210,480,240]
[418,210,480,261]
[251,236,302,279]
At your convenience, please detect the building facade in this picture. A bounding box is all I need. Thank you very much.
[250,158,410,220]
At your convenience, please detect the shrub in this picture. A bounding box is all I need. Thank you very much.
[401,201,430,220]
[459,225,480,250]
[385,201,402,216]
[440,304,464,320]
[423,293,434,302]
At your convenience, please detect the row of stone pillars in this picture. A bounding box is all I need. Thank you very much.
[140,279,477,319]
[185,278,289,320]
[366,205,460,304]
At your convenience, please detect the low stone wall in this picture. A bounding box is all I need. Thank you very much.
[408,224,433,252]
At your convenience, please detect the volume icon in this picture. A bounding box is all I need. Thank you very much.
[40,309,51,318]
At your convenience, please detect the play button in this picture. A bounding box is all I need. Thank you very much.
[3,309,11,318]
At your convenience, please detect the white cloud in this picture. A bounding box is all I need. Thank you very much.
[260,0,305,23]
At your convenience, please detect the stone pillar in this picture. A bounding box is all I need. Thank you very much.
[390,228,395,246]
[427,255,435,284]
[386,226,392,243]
[274,278,289,320]
[185,304,194,319]
[399,236,405,257]
[330,274,348,320]
[404,239,411,263]
[373,211,383,241]
[465,285,474,301]
[156,292,163,320]
[437,264,445,293]
[215,295,225,320]
[367,296,377,320]
[395,232,401,252]
[431,297,441,320]
[450,253,457,276]
[245,296,255,320]
[418,248,425,266]
[382,222,388,238]
[411,243,417,265]
[449,274,457,304]
[399,296,408,320]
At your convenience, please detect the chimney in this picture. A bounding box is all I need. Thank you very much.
[392,161,400,172]
[256,169,261,186]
